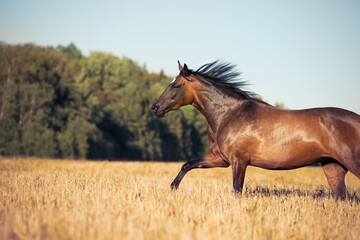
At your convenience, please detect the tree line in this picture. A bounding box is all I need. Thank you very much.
[0,43,209,160]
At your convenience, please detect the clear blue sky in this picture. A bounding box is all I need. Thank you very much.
[1,0,360,113]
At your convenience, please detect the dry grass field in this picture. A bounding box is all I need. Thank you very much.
[0,157,359,240]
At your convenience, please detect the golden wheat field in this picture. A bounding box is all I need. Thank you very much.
[0,158,360,240]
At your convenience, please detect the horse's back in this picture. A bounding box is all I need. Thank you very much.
[279,106,360,140]
[248,104,360,170]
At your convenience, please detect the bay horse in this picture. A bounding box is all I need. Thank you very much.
[152,60,360,199]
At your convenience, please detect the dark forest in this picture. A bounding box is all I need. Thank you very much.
[0,43,209,160]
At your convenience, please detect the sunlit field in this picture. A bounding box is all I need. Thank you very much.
[0,158,359,240]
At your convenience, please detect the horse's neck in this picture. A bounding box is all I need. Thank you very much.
[192,85,245,132]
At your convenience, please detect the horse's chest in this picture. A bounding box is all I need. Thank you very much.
[216,128,262,161]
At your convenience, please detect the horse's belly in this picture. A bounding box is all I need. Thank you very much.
[250,157,319,170]
[248,142,326,170]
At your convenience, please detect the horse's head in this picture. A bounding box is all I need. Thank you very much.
[152,61,195,118]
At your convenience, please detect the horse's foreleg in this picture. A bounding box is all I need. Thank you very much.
[321,160,348,200]
[231,159,248,197]
[170,154,229,190]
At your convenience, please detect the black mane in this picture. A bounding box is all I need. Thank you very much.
[187,60,267,104]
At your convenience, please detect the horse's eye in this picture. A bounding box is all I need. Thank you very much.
[173,83,181,88]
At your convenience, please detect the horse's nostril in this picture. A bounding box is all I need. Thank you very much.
[152,104,159,113]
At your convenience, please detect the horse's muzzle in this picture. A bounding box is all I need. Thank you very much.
[152,103,165,118]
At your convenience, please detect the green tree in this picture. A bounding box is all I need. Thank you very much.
[0,43,211,161]
[56,43,83,60]
[274,102,287,109]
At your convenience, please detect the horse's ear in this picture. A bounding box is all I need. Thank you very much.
[183,64,190,76]
[178,60,183,71]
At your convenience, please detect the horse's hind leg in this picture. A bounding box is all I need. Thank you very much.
[171,154,229,190]
[321,159,348,200]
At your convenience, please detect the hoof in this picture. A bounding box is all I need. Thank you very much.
[170,182,178,191]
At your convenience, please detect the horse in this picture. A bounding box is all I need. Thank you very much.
[152,60,360,199]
